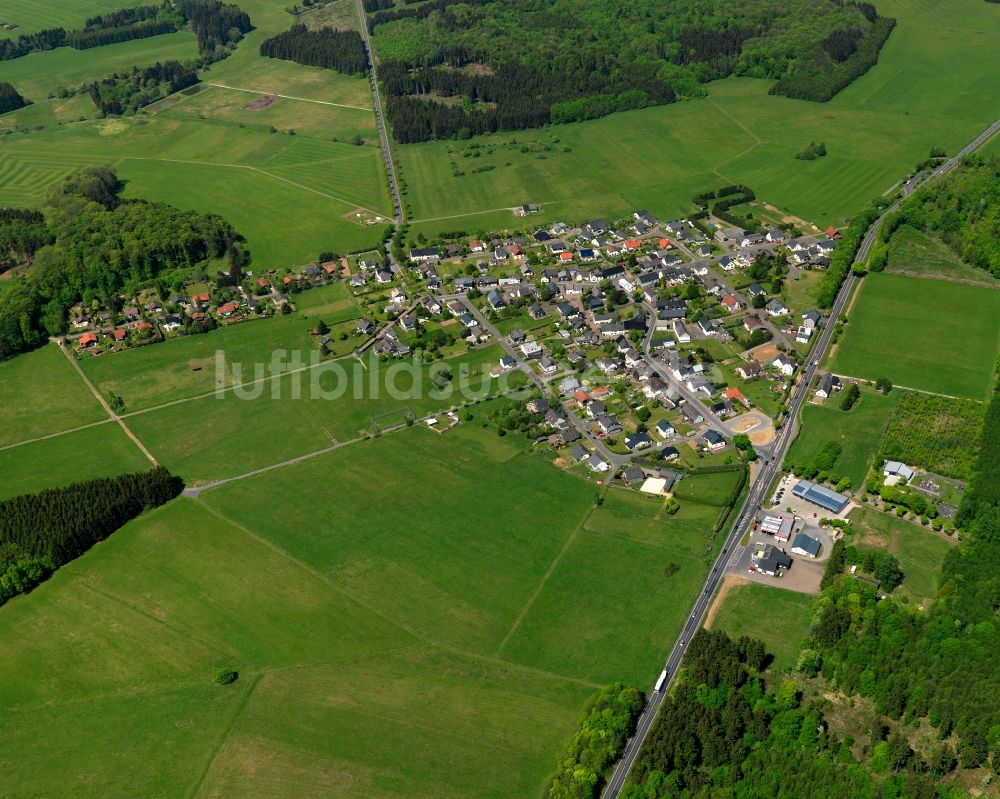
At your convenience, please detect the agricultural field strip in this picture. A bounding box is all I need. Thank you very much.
[120,156,385,215]
[57,344,158,466]
[0,346,365,453]
[495,519,586,656]
[204,82,372,112]
[196,500,603,691]
[183,673,261,799]
[185,382,538,495]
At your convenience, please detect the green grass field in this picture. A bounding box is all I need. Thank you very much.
[293,281,364,323]
[124,345,516,484]
[0,0,137,37]
[0,0,391,267]
[848,506,954,607]
[786,386,901,487]
[80,313,320,411]
[0,32,199,101]
[397,0,1000,235]
[781,269,824,314]
[0,491,593,798]
[832,274,1000,400]
[886,224,999,286]
[0,117,392,263]
[0,422,150,500]
[0,344,106,447]
[709,581,814,673]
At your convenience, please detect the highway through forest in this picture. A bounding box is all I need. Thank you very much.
[600,115,1000,799]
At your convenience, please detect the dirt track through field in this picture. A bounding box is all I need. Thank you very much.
[205,82,372,111]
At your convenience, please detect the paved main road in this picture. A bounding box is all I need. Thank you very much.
[600,116,1000,798]
[352,0,403,225]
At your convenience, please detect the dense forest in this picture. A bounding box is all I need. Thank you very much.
[259,24,368,75]
[879,155,1000,278]
[0,166,244,357]
[0,81,29,114]
[0,467,181,605]
[367,0,895,142]
[544,683,643,799]
[623,630,883,798]
[0,0,251,61]
[88,60,199,115]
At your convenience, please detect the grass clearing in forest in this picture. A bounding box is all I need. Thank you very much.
[709,581,814,673]
[848,506,954,607]
[886,225,999,286]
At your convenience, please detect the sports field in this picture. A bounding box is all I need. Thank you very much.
[832,274,1000,400]
[848,507,954,607]
[396,0,1000,234]
[786,386,901,487]
[0,420,730,798]
[709,581,814,672]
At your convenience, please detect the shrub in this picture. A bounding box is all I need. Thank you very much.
[214,669,238,685]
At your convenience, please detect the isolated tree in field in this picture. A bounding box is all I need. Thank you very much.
[840,383,861,410]
[875,377,892,394]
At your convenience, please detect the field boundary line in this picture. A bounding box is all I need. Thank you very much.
[198,501,602,690]
[204,82,372,111]
[57,343,159,466]
[495,499,598,656]
[184,672,262,799]
[120,156,391,218]
[0,417,114,453]
[707,97,762,145]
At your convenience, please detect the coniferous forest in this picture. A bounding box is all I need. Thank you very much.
[0,82,29,114]
[0,467,182,606]
[0,166,244,357]
[365,0,896,142]
[259,24,368,75]
[0,0,251,61]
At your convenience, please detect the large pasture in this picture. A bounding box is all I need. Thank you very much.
[0,0,137,38]
[832,274,1000,400]
[397,0,1000,233]
[0,421,729,797]
[0,422,150,500]
[0,117,392,264]
[0,344,105,447]
[124,345,515,484]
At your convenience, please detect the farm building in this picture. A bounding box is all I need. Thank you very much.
[791,533,821,559]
